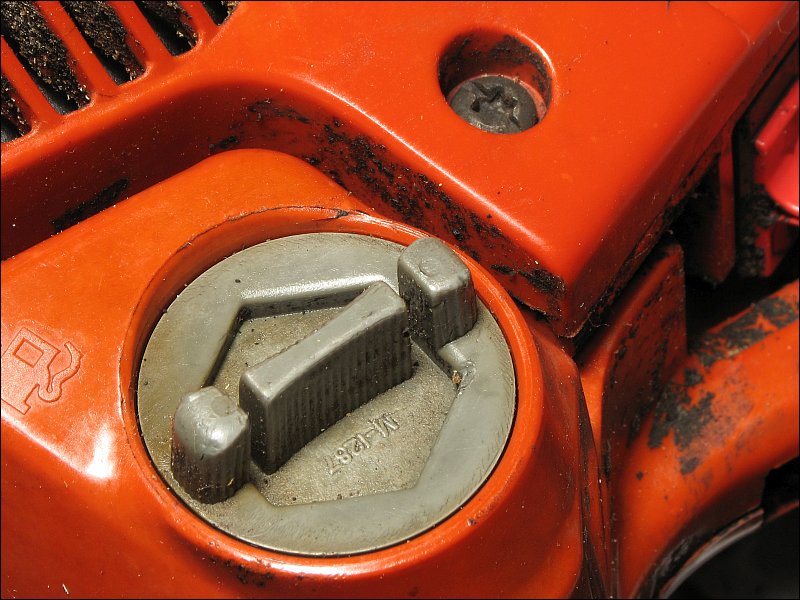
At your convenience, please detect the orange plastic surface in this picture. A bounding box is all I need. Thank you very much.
[2,2,799,598]
[617,280,799,596]
[2,150,598,597]
[2,1,797,336]
[578,243,799,597]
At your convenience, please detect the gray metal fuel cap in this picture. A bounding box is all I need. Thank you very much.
[137,233,515,556]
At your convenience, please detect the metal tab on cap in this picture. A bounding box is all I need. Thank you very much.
[171,386,251,503]
[398,237,478,351]
[239,281,412,474]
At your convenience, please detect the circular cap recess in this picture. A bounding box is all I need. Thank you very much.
[137,233,515,556]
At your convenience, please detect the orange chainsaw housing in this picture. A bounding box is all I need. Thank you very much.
[2,2,798,597]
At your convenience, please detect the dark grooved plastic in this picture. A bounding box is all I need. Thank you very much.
[0,0,87,112]
[1,75,29,142]
[62,1,145,82]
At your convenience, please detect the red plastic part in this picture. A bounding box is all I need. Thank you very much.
[755,80,800,222]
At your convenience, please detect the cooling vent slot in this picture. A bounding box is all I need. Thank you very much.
[1,74,31,142]
[0,0,239,143]
[61,1,145,84]
[1,1,89,116]
[201,1,238,25]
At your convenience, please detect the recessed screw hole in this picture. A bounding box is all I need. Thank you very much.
[438,32,551,134]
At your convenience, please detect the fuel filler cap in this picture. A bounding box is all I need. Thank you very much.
[137,233,515,556]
